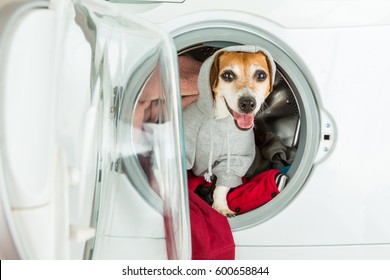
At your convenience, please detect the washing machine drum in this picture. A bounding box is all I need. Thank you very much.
[256,73,300,147]
[172,18,323,228]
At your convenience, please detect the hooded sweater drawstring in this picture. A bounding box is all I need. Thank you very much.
[226,124,231,174]
[204,120,214,182]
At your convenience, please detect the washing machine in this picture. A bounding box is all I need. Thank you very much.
[1,0,390,260]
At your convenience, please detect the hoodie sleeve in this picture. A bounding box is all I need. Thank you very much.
[212,152,255,188]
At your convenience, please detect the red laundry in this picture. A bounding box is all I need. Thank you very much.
[188,169,280,260]
[227,169,280,214]
[189,191,235,260]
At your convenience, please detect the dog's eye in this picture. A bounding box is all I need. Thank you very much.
[255,70,267,82]
[221,70,236,82]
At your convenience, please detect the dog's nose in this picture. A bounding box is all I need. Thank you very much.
[239,96,256,113]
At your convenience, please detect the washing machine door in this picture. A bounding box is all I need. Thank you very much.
[73,0,190,260]
[0,0,101,259]
[0,0,190,260]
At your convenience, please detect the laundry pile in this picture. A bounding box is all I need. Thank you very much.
[187,169,284,260]
[178,55,201,107]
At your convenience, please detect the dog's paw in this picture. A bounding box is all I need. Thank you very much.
[212,205,236,218]
[220,209,236,218]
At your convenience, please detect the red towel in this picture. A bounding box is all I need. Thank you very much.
[188,169,280,260]
[178,55,202,96]
[189,191,235,260]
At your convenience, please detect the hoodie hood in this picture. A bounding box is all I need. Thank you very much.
[196,45,277,118]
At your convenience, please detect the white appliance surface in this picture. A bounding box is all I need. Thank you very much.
[137,0,390,259]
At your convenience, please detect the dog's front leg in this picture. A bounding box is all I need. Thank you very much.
[212,186,236,218]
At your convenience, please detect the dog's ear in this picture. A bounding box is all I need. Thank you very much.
[209,51,224,95]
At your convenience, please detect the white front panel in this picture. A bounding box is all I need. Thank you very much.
[233,26,390,246]
[138,0,390,254]
[236,244,390,260]
[137,0,390,28]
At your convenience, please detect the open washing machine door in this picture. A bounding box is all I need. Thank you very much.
[0,0,190,260]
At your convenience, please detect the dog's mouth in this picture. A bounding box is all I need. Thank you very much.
[224,98,254,131]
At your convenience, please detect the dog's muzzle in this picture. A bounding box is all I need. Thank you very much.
[224,97,255,131]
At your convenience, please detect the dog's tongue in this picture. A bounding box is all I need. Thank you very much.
[232,111,254,130]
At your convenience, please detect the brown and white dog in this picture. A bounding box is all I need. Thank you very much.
[209,50,275,217]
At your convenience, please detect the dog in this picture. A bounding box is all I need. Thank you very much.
[209,50,274,217]
[183,46,275,217]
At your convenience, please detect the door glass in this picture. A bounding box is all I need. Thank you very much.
[74,0,190,259]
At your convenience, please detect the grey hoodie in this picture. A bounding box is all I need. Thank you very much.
[183,45,276,188]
